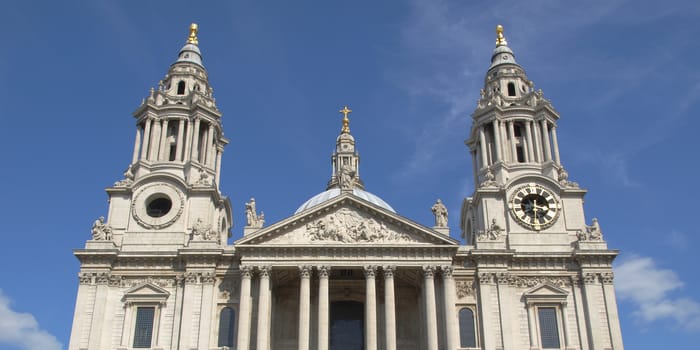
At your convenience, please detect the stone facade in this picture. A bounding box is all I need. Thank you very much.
[68,24,624,350]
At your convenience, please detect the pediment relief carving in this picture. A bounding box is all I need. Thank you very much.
[259,206,439,245]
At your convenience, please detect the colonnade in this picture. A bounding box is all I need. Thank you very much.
[474,118,560,170]
[236,265,458,350]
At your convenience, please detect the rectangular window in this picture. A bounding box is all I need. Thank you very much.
[538,307,561,349]
[133,307,155,348]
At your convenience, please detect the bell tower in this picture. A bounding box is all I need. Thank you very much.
[104,23,232,251]
[461,25,600,251]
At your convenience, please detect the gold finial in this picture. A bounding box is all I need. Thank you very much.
[187,23,199,45]
[496,24,507,47]
[339,105,352,133]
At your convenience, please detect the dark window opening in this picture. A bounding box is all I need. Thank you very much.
[459,308,477,348]
[538,307,561,349]
[330,301,364,350]
[507,82,516,96]
[513,124,522,137]
[217,307,235,347]
[147,197,172,217]
[516,146,526,163]
[168,145,177,161]
[177,81,186,95]
[133,307,155,348]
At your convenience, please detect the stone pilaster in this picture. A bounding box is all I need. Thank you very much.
[236,266,253,350]
[423,266,438,350]
[384,266,397,350]
[318,266,330,350]
[298,265,311,350]
[256,266,272,350]
[364,265,378,350]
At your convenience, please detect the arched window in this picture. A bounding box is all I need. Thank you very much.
[459,307,477,347]
[507,82,516,96]
[217,307,235,347]
[177,81,186,95]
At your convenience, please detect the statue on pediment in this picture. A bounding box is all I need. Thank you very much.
[91,216,113,241]
[431,199,448,227]
[245,198,264,228]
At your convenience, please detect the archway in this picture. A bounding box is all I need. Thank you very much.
[330,301,364,350]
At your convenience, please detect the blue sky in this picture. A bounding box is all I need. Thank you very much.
[0,1,699,349]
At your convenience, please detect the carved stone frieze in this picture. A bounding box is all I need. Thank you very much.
[441,265,454,279]
[266,207,419,244]
[218,278,239,300]
[382,265,395,279]
[363,265,377,279]
[317,265,331,278]
[478,272,494,285]
[239,266,253,279]
[422,266,436,279]
[600,272,614,284]
[583,272,598,284]
[299,265,312,278]
[456,280,475,298]
[508,275,572,288]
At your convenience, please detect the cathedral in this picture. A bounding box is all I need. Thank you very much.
[68,24,624,350]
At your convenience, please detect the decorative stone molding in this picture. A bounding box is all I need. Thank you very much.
[496,272,511,284]
[299,265,312,279]
[441,265,454,279]
[131,183,185,230]
[123,277,177,288]
[193,168,212,187]
[477,219,504,241]
[363,265,376,278]
[257,266,271,278]
[78,272,93,285]
[422,266,436,279]
[478,272,494,285]
[456,280,475,298]
[508,275,572,288]
[218,278,238,300]
[382,265,395,278]
[201,272,216,284]
[317,265,331,278]
[240,266,253,279]
[184,272,199,284]
[600,272,614,284]
[582,272,598,284]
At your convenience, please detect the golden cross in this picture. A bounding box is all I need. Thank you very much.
[188,23,199,45]
[495,24,507,47]
[339,105,352,133]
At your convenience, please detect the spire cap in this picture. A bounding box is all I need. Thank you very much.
[489,25,519,69]
[174,23,204,67]
[339,105,352,134]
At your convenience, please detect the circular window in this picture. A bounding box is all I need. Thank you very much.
[147,196,172,217]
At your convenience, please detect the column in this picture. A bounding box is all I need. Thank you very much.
[140,120,152,160]
[183,119,193,162]
[496,273,514,350]
[384,266,397,350]
[560,302,572,350]
[236,266,253,350]
[198,273,216,350]
[257,266,272,350]
[581,273,603,349]
[131,127,141,164]
[178,273,198,350]
[540,119,552,161]
[508,121,517,163]
[423,266,438,350]
[441,266,458,350]
[500,121,509,162]
[158,119,170,161]
[525,303,539,349]
[215,149,223,187]
[524,121,534,162]
[175,118,186,161]
[492,120,503,163]
[551,126,561,165]
[532,121,543,162]
[191,118,201,162]
[298,265,311,350]
[207,126,216,167]
[364,266,378,350]
[477,273,497,350]
[169,276,185,348]
[478,127,488,166]
[601,272,624,349]
[87,274,109,349]
[149,119,161,161]
[318,266,331,350]
[471,151,479,185]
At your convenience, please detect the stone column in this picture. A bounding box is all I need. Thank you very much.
[364,266,378,350]
[560,301,572,350]
[479,127,489,166]
[183,119,193,162]
[496,273,514,350]
[178,272,198,350]
[423,266,438,350]
[215,149,223,186]
[257,266,272,350]
[508,121,517,163]
[149,119,161,161]
[169,275,185,348]
[191,118,201,162]
[524,121,534,162]
[601,272,624,350]
[236,266,253,350]
[492,120,503,163]
[175,118,186,161]
[441,266,458,350]
[477,272,497,350]
[532,121,543,162]
[471,151,479,184]
[540,119,552,161]
[158,119,170,161]
[132,127,141,164]
[525,302,539,349]
[581,272,603,349]
[318,266,331,350]
[207,127,216,167]
[551,126,561,165]
[384,266,397,350]
[140,119,152,160]
[198,273,216,350]
[298,265,312,350]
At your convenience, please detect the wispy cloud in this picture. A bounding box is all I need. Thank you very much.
[0,290,62,350]
[614,255,700,331]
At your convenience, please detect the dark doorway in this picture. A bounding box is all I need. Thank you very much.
[330,301,364,350]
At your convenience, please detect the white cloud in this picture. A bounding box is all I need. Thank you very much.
[614,255,700,331]
[0,290,62,350]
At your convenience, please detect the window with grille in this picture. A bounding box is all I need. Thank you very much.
[218,307,236,347]
[459,307,477,348]
[133,307,155,348]
[538,307,561,349]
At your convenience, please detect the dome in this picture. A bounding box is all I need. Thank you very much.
[295,188,395,214]
[174,43,203,67]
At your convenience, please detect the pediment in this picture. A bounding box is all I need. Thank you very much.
[236,194,458,246]
[123,283,170,303]
[522,282,568,304]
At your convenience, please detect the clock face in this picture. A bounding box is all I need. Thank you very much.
[509,183,560,230]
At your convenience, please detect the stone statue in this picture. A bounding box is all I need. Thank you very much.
[586,218,603,240]
[480,166,497,187]
[245,198,264,228]
[194,168,210,186]
[339,164,355,191]
[558,167,579,188]
[191,218,213,241]
[114,165,135,187]
[431,199,448,227]
[91,216,113,241]
[485,218,503,240]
